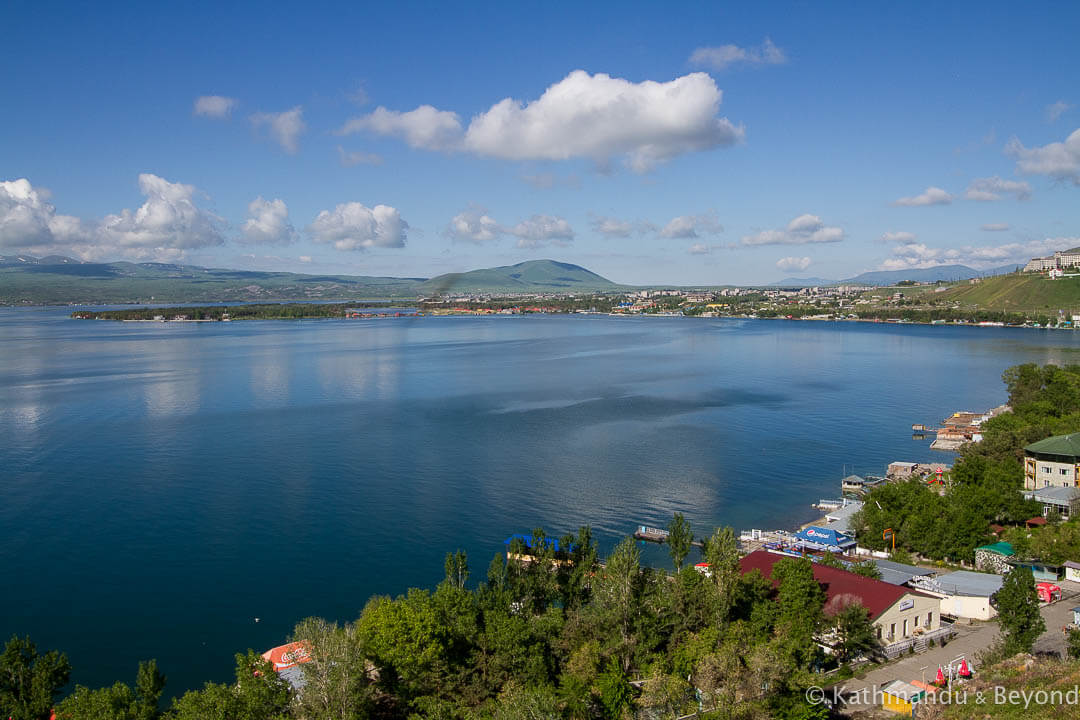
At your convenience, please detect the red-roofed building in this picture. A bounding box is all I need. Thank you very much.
[739,550,941,645]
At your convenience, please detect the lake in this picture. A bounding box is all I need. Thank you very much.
[2,307,1079,694]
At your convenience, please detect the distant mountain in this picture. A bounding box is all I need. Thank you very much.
[0,255,621,304]
[840,264,1021,286]
[418,260,622,294]
[768,276,836,287]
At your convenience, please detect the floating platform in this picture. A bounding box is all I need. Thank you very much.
[633,525,704,547]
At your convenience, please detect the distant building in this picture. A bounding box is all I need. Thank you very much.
[1023,248,1080,273]
[739,551,941,646]
[1024,485,1080,519]
[1023,432,1080,490]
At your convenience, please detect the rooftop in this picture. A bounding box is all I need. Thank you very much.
[824,500,864,534]
[739,550,920,620]
[1025,432,1080,460]
[872,558,936,586]
[934,570,1004,597]
[1025,486,1080,505]
[975,541,1014,557]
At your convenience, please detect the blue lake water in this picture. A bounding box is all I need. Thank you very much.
[3,307,1080,694]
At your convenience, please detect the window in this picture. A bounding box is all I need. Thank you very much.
[915,615,921,627]
[890,623,895,640]
[1043,466,1052,473]
[1062,468,1070,475]
[927,610,933,626]
[903,619,909,637]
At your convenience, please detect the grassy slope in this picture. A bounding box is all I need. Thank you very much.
[929,655,1080,719]
[936,274,1080,313]
[417,259,622,294]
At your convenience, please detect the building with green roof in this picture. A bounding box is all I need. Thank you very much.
[1024,432,1080,490]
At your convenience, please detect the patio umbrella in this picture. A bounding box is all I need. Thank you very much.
[958,659,971,678]
[935,667,946,685]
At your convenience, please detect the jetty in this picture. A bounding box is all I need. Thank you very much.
[633,525,704,548]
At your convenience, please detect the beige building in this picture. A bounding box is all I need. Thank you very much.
[1024,248,1080,273]
[1024,433,1080,490]
[739,551,941,648]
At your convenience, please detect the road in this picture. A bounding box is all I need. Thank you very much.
[830,582,1080,715]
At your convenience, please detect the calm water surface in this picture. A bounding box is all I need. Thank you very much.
[2,307,1080,693]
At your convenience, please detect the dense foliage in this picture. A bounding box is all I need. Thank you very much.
[5,523,869,720]
[71,303,403,321]
[852,363,1080,563]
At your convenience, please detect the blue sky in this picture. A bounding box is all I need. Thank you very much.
[2,1,1078,285]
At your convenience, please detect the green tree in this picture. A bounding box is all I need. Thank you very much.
[166,683,242,720]
[56,683,138,720]
[702,526,740,625]
[0,635,72,720]
[292,616,370,719]
[444,550,469,590]
[828,602,880,663]
[357,590,446,701]
[134,660,165,720]
[595,538,642,672]
[996,566,1046,654]
[772,559,825,668]
[595,660,631,720]
[666,513,693,572]
[1067,628,1080,660]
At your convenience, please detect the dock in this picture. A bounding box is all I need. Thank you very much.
[633,525,704,548]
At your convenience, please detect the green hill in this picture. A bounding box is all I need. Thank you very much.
[0,256,622,304]
[936,273,1080,314]
[418,259,622,294]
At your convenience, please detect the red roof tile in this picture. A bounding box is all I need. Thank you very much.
[739,550,918,621]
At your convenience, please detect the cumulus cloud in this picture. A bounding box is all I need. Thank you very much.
[980,223,1011,232]
[0,175,224,262]
[659,212,723,238]
[443,208,575,248]
[878,237,1078,271]
[689,38,787,71]
[893,186,953,207]
[1007,128,1080,185]
[241,197,297,245]
[447,208,502,244]
[1046,101,1072,123]
[592,216,635,238]
[742,214,844,246]
[965,176,1032,201]
[688,243,712,255]
[98,174,224,251]
[881,231,918,245]
[251,106,306,153]
[307,202,408,251]
[338,105,463,151]
[299,255,312,263]
[193,95,238,118]
[337,146,383,167]
[776,256,811,272]
[509,215,575,249]
[341,70,743,172]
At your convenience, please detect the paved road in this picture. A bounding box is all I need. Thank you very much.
[831,582,1080,715]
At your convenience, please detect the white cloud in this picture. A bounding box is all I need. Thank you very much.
[1046,101,1072,123]
[659,212,723,238]
[1007,128,1080,185]
[343,70,743,172]
[0,175,224,262]
[742,213,844,246]
[689,38,787,71]
[299,255,312,263]
[98,174,224,251]
[251,106,306,154]
[776,256,811,272]
[878,237,1078,270]
[193,95,238,118]
[447,208,502,243]
[508,215,574,249]
[688,243,711,255]
[881,231,918,245]
[591,216,635,238]
[241,197,297,245]
[337,146,383,167]
[0,179,84,248]
[893,186,953,207]
[307,202,408,251]
[964,176,1032,201]
[338,105,463,151]
[980,223,1011,232]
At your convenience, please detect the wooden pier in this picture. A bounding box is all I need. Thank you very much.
[633,525,704,548]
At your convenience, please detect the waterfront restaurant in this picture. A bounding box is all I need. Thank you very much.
[739,551,941,647]
[1024,432,1080,490]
